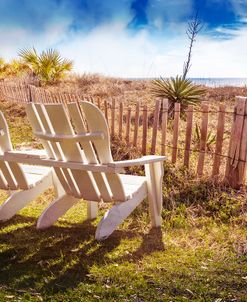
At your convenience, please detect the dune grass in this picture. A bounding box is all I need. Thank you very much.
[0,100,246,301]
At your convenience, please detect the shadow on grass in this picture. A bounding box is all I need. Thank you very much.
[0,214,164,294]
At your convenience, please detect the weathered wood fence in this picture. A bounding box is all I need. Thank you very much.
[0,83,246,189]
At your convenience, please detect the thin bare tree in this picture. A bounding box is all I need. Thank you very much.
[182,13,203,80]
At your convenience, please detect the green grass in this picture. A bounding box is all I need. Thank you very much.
[0,101,247,301]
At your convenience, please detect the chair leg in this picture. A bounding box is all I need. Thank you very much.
[144,162,164,227]
[37,194,79,229]
[95,186,147,241]
[0,171,53,221]
[52,170,65,198]
[87,201,98,220]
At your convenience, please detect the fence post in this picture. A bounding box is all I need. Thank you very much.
[212,104,225,177]
[142,105,148,155]
[197,102,209,177]
[125,107,131,145]
[225,96,247,188]
[172,103,180,163]
[184,105,194,168]
[119,101,123,139]
[151,99,161,154]
[133,102,140,147]
[161,99,168,155]
[111,98,115,137]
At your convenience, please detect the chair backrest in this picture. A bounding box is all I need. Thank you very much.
[0,112,28,190]
[26,101,126,202]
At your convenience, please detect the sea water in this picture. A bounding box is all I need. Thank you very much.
[190,78,247,87]
[126,78,247,87]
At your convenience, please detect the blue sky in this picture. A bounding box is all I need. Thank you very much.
[0,0,247,77]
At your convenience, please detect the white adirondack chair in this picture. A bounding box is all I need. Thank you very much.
[25,101,166,240]
[0,111,53,221]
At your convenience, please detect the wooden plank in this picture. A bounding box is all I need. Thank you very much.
[111,98,115,137]
[183,105,194,167]
[171,103,180,163]
[161,99,168,155]
[197,103,209,177]
[67,102,112,202]
[142,105,148,155]
[125,107,131,144]
[80,101,126,201]
[212,104,225,177]
[119,101,123,139]
[133,102,140,147]
[225,97,247,188]
[151,99,161,154]
[97,98,101,109]
[104,100,108,124]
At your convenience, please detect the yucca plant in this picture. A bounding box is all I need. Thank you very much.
[18,47,73,85]
[150,75,206,115]
[194,123,216,152]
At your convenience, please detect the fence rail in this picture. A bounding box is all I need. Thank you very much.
[0,82,246,188]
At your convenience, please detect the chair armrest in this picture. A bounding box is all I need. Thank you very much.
[4,149,48,159]
[107,155,167,169]
[1,150,124,173]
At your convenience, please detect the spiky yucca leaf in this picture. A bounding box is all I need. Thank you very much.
[151,76,206,113]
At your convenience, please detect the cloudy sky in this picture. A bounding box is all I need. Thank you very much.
[0,0,247,78]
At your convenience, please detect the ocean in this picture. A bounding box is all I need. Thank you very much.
[190,78,247,87]
[127,78,247,87]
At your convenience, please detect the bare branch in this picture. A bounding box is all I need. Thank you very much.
[182,13,203,80]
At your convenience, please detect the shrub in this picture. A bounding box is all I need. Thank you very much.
[150,75,206,115]
[18,47,73,85]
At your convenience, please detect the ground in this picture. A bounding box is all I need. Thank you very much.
[0,97,246,302]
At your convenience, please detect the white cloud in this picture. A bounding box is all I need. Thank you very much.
[0,15,247,78]
[188,26,247,78]
[146,0,193,27]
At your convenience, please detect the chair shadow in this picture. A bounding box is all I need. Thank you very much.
[0,214,164,294]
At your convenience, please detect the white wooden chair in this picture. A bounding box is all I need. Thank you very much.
[25,101,166,240]
[0,112,53,221]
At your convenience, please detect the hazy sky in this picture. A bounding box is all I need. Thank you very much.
[0,0,247,78]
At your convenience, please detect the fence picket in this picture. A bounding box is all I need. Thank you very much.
[142,105,148,155]
[172,103,180,163]
[184,105,194,167]
[133,102,140,147]
[197,103,209,177]
[125,107,131,144]
[151,99,161,154]
[119,101,123,139]
[104,100,108,124]
[225,97,247,188]
[212,104,226,177]
[161,99,168,155]
[111,98,115,136]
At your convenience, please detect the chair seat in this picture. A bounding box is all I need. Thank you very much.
[21,165,51,187]
[119,174,147,200]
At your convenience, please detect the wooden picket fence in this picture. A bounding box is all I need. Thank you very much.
[0,82,246,188]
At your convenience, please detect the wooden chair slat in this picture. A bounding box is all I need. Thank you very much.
[80,101,126,201]
[67,102,112,201]
[44,104,100,201]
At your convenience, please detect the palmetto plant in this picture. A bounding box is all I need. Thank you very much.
[150,75,206,115]
[19,47,73,85]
